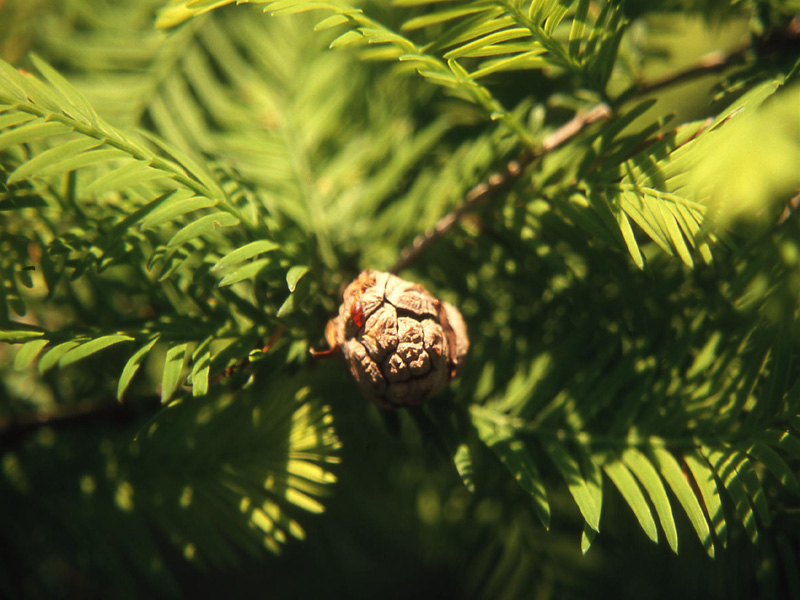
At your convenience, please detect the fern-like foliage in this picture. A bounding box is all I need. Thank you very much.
[448,200,800,554]
[0,376,339,594]
[0,6,350,592]
[153,0,800,561]
[1,0,800,597]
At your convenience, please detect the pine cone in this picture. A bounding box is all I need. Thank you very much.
[325,270,469,408]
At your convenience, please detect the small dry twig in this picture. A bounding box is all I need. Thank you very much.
[634,46,749,96]
[778,191,800,225]
[390,104,612,274]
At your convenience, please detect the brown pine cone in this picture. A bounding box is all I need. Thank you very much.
[325,270,469,408]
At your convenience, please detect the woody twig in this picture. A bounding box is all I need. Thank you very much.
[390,103,612,274]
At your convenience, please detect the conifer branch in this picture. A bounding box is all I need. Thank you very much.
[390,103,612,274]
[0,396,162,445]
[633,46,749,96]
[627,17,799,98]
[390,23,800,274]
[0,328,287,444]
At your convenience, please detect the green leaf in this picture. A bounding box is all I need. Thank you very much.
[618,189,673,255]
[757,431,800,485]
[0,119,72,151]
[117,335,160,401]
[543,4,570,35]
[0,329,46,343]
[104,190,178,239]
[59,334,135,368]
[443,28,531,60]
[732,453,771,526]
[416,69,460,88]
[622,448,678,553]
[615,185,709,266]
[139,130,226,201]
[452,443,475,494]
[37,148,126,178]
[29,53,99,123]
[140,195,215,230]
[7,137,101,184]
[329,30,363,48]
[705,449,759,543]
[166,212,240,249]
[276,292,298,318]
[600,453,658,543]
[761,320,793,419]
[13,338,49,370]
[490,438,550,529]
[191,337,213,397]
[744,441,800,495]
[314,14,351,30]
[156,0,237,28]
[0,112,36,130]
[217,258,272,287]
[649,447,714,557]
[653,200,693,267]
[581,523,597,555]
[401,6,486,31]
[0,59,28,102]
[286,265,309,292]
[156,251,191,282]
[608,195,644,269]
[212,240,280,272]
[709,76,784,129]
[544,441,600,532]
[576,443,603,526]
[161,342,189,402]
[568,0,590,59]
[674,203,713,264]
[470,51,547,79]
[38,340,84,374]
[683,451,727,546]
[84,160,165,195]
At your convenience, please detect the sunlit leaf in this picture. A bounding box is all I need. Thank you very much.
[212,240,280,272]
[545,442,600,532]
[161,342,189,402]
[190,337,213,397]
[13,338,50,370]
[58,334,135,368]
[118,335,161,401]
[38,340,85,374]
[650,447,714,557]
[166,212,239,249]
[286,265,309,292]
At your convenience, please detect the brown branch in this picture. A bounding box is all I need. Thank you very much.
[0,395,162,445]
[390,103,612,274]
[1,328,287,444]
[778,191,800,225]
[634,45,749,97]
[632,18,799,98]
